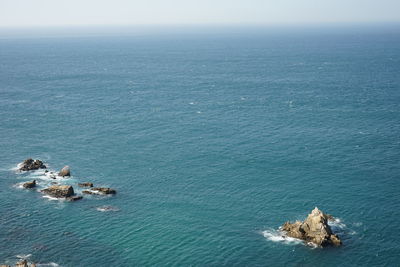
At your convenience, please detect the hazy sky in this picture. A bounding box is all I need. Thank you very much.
[0,0,399,27]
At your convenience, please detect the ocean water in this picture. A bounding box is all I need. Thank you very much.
[0,25,400,266]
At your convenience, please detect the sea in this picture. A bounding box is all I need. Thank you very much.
[0,24,399,266]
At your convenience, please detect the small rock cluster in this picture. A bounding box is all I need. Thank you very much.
[18,158,117,201]
[281,207,342,247]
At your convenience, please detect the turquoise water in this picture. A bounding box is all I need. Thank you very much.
[1,25,400,266]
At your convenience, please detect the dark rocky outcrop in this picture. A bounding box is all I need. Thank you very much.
[23,180,36,189]
[281,207,342,247]
[19,158,46,171]
[83,187,116,195]
[78,182,93,188]
[58,166,70,177]
[41,185,74,198]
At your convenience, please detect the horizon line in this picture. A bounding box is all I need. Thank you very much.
[1,21,400,30]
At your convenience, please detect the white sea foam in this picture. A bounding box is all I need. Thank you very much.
[328,217,346,229]
[12,163,23,171]
[96,205,120,212]
[14,182,25,189]
[42,195,63,201]
[37,263,61,267]
[262,229,303,245]
[16,254,31,259]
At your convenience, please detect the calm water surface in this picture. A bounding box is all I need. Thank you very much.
[0,26,400,266]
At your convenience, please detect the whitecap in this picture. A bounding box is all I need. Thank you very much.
[16,254,31,259]
[14,182,25,189]
[37,263,61,267]
[96,205,120,212]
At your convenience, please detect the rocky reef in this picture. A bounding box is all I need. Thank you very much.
[16,159,117,204]
[281,207,342,247]
[19,159,46,171]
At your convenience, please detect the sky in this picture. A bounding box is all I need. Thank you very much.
[0,0,399,27]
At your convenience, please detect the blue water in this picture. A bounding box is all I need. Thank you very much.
[1,25,400,266]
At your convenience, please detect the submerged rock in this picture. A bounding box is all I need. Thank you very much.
[83,187,116,195]
[78,182,93,188]
[41,185,74,198]
[23,180,36,189]
[19,158,46,171]
[58,166,70,177]
[96,205,120,212]
[281,207,342,247]
[66,195,83,201]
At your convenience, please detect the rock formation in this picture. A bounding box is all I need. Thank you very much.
[1,260,36,267]
[19,159,46,171]
[23,180,36,189]
[281,207,342,247]
[15,260,28,267]
[58,166,70,177]
[83,187,116,195]
[41,185,74,198]
[78,182,93,187]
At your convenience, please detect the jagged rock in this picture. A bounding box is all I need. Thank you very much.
[15,260,28,267]
[281,207,342,247]
[66,195,83,201]
[41,185,74,198]
[78,182,93,187]
[23,180,36,189]
[19,158,46,171]
[83,187,116,195]
[58,166,70,177]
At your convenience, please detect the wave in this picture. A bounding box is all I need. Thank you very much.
[328,217,346,230]
[42,195,64,201]
[261,229,303,245]
[36,263,61,267]
[16,254,32,259]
